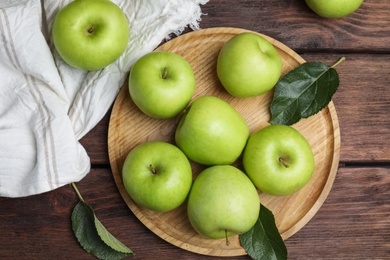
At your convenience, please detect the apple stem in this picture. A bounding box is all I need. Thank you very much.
[225,229,230,246]
[161,67,168,79]
[87,26,95,34]
[279,157,289,168]
[331,57,345,69]
[149,164,157,174]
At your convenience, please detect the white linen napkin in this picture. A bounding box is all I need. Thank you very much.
[0,0,208,197]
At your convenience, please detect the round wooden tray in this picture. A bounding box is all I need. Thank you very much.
[108,27,340,257]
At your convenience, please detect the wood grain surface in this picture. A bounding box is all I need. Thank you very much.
[1,1,390,259]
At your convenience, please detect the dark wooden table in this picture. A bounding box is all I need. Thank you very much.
[1,1,389,259]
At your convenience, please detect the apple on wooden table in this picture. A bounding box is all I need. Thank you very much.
[187,165,260,240]
[243,124,315,196]
[217,32,283,98]
[175,95,249,166]
[52,0,129,70]
[122,141,193,212]
[305,0,364,18]
[129,51,196,119]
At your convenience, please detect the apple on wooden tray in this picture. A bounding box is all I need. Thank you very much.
[175,95,249,166]
[122,141,193,212]
[187,165,260,241]
[243,124,315,196]
[52,0,129,70]
[217,32,283,97]
[128,51,196,119]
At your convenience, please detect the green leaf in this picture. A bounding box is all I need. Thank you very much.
[95,215,133,254]
[239,204,287,260]
[269,57,344,126]
[72,201,134,260]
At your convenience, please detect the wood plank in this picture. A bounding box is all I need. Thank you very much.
[200,0,390,52]
[80,53,390,164]
[1,167,389,259]
[301,54,390,163]
[285,166,390,259]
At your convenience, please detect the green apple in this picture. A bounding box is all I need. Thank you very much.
[187,165,260,239]
[243,124,315,196]
[175,96,249,165]
[217,32,282,98]
[129,51,195,119]
[305,0,364,18]
[52,0,129,70]
[122,141,192,212]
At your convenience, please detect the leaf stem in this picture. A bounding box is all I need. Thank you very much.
[331,57,346,68]
[71,182,85,202]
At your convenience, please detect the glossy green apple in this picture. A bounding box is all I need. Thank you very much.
[187,165,260,239]
[52,0,129,70]
[217,32,282,97]
[175,96,249,165]
[122,141,192,212]
[243,124,315,196]
[129,51,195,119]
[305,0,364,18]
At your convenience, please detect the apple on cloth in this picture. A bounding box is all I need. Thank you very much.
[52,0,130,71]
[0,0,208,197]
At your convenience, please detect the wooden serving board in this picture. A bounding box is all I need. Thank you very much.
[108,27,341,256]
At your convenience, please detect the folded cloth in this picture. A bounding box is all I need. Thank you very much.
[0,0,208,197]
